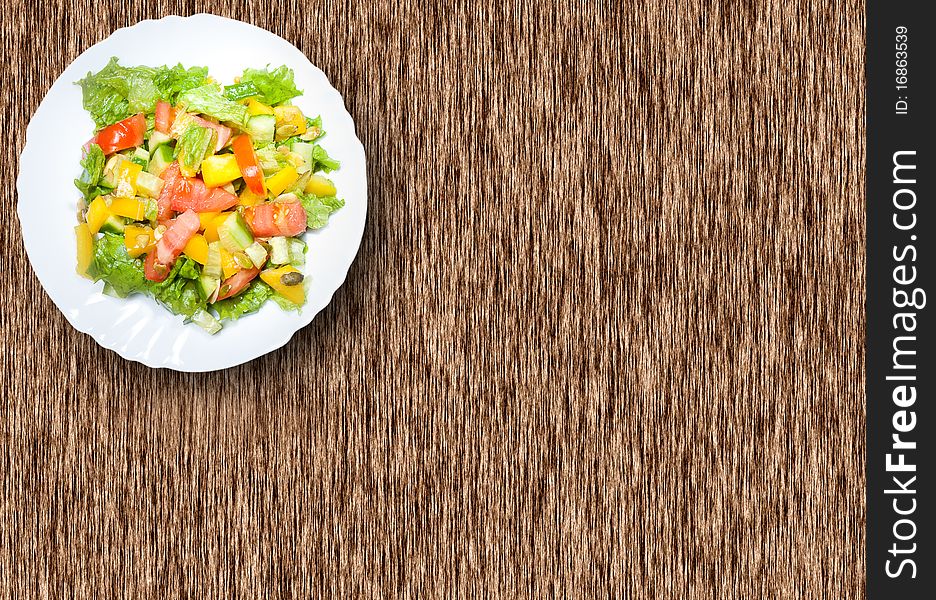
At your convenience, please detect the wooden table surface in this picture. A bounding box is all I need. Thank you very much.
[1,1,866,598]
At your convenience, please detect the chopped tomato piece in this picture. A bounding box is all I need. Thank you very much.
[155,101,176,134]
[163,163,207,212]
[231,135,266,196]
[95,113,146,155]
[201,187,240,212]
[244,202,307,237]
[155,209,201,265]
[190,115,232,152]
[158,162,238,213]
[144,251,171,282]
[214,267,260,301]
[156,163,182,222]
[169,184,238,213]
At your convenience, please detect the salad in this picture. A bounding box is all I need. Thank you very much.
[72,58,343,334]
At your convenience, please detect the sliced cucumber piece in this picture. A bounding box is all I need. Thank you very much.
[288,238,307,267]
[99,214,128,234]
[244,241,268,268]
[142,199,158,221]
[289,141,315,167]
[130,147,149,168]
[204,241,222,279]
[197,274,220,302]
[135,171,165,199]
[190,309,222,334]
[217,212,254,253]
[147,144,174,178]
[269,236,289,265]
[245,114,275,146]
[148,130,173,153]
[101,282,121,298]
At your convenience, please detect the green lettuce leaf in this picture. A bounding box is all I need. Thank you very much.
[254,144,292,173]
[77,58,134,129]
[212,281,274,321]
[310,145,340,173]
[175,123,214,175]
[86,233,149,297]
[153,279,205,317]
[299,193,344,229]
[281,116,325,146]
[150,258,206,317]
[270,293,301,313]
[305,116,323,141]
[239,66,301,106]
[73,144,113,201]
[153,64,209,104]
[223,81,260,101]
[177,257,201,280]
[177,83,248,126]
[77,58,208,129]
[87,237,208,318]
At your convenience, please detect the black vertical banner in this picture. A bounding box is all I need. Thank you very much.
[867,1,934,597]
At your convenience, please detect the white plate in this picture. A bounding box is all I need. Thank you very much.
[17,14,367,372]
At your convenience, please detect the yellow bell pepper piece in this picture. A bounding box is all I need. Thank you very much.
[238,187,264,207]
[273,106,307,142]
[113,160,143,198]
[203,212,232,243]
[219,247,240,279]
[273,106,306,131]
[198,212,220,231]
[75,224,93,278]
[201,154,242,188]
[246,98,275,116]
[124,225,155,258]
[109,197,149,221]
[85,196,110,235]
[264,166,299,197]
[260,265,305,306]
[183,233,209,264]
[304,174,337,197]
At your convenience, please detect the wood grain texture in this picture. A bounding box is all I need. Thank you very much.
[0,1,865,598]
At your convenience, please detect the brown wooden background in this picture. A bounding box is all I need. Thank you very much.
[0,1,866,598]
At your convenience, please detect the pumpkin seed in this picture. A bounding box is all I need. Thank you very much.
[276,125,298,139]
[280,272,304,286]
[233,252,253,269]
[77,199,88,222]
